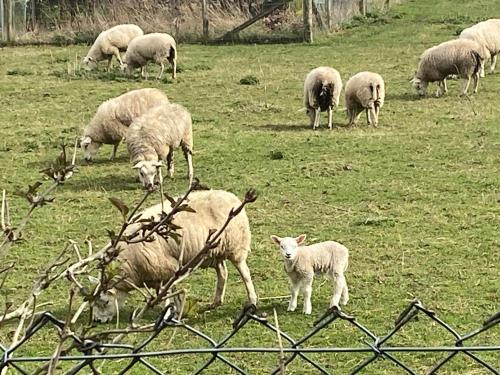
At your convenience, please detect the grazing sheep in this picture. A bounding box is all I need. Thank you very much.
[122,33,177,80]
[80,88,169,161]
[345,71,385,127]
[126,103,193,190]
[412,39,485,97]
[303,67,343,130]
[91,189,258,323]
[82,24,143,71]
[270,234,349,315]
[460,19,500,77]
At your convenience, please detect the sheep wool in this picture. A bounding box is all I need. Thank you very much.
[303,66,343,130]
[345,71,385,127]
[460,19,500,76]
[80,88,169,161]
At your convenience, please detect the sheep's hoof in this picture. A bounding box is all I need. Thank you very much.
[207,301,222,310]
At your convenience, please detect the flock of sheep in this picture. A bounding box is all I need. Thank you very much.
[78,19,500,322]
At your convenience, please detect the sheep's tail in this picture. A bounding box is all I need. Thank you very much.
[471,50,482,76]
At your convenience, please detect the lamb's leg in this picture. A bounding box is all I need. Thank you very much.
[157,62,165,80]
[313,109,320,130]
[490,54,497,74]
[234,260,257,305]
[288,279,300,312]
[166,149,174,178]
[110,143,119,160]
[210,260,228,308]
[327,107,333,130]
[302,278,313,315]
[461,76,471,96]
[330,272,346,308]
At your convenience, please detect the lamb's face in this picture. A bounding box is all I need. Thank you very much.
[82,56,97,70]
[411,78,427,97]
[80,136,101,162]
[271,234,307,260]
[132,160,162,191]
[92,290,119,323]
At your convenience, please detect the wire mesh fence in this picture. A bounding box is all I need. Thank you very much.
[1,299,498,374]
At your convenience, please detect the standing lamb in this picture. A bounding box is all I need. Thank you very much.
[127,103,193,190]
[345,71,385,127]
[303,67,343,130]
[270,234,349,315]
[91,189,258,323]
[411,39,485,97]
[82,24,143,71]
[460,19,500,77]
[122,33,177,80]
[80,88,169,161]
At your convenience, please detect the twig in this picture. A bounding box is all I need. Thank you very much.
[273,308,285,374]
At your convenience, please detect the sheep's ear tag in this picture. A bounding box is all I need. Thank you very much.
[270,235,281,245]
[296,234,307,245]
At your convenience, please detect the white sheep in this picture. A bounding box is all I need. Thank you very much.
[121,33,177,80]
[82,24,143,71]
[126,103,193,190]
[412,39,485,97]
[460,19,500,77]
[270,234,349,315]
[91,189,258,323]
[345,71,385,127]
[80,88,169,161]
[303,67,343,130]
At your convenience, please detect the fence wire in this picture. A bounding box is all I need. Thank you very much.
[1,299,499,374]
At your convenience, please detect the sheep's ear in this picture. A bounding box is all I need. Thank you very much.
[80,136,91,147]
[132,161,144,169]
[88,275,100,285]
[152,161,163,167]
[295,234,306,245]
[270,235,282,245]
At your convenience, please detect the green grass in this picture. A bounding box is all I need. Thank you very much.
[0,0,499,373]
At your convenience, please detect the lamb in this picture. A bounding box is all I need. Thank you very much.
[121,33,177,80]
[80,88,169,161]
[82,24,144,71]
[460,19,500,77]
[91,189,258,323]
[126,103,193,190]
[270,234,349,315]
[345,71,385,127]
[411,39,485,97]
[303,67,343,130]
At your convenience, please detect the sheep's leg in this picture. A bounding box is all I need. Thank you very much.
[327,106,333,130]
[306,108,315,128]
[111,47,123,67]
[106,57,113,72]
[288,279,300,311]
[210,261,228,308]
[170,58,177,79]
[490,54,497,73]
[366,108,372,125]
[183,147,194,185]
[472,72,479,94]
[330,272,346,308]
[313,109,320,130]
[141,66,148,80]
[340,283,349,305]
[157,62,165,80]
[166,149,174,178]
[110,143,119,160]
[369,107,378,127]
[234,260,257,305]
[461,76,471,96]
[443,78,448,94]
[435,81,443,97]
[302,278,313,315]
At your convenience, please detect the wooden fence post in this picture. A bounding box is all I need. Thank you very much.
[303,0,312,43]
[202,0,209,42]
[325,0,331,30]
[359,0,367,16]
[5,0,12,42]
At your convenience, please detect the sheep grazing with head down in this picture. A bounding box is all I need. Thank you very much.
[82,24,143,71]
[460,19,500,77]
[91,189,258,323]
[122,33,177,80]
[412,39,485,97]
[126,103,193,191]
[270,234,349,315]
[80,88,169,161]
[345,71,385,127]
[303,67,343,130]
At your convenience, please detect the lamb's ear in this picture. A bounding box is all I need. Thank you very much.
[88,275,100,285]
[132,161,144,169]
[270,235,282,245]
[295,234,306,245]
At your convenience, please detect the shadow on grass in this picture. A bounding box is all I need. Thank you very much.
[67,172,140,192]
[250,123,350,132]
[385,92,419,101]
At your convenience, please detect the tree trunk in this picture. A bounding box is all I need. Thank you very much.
[303,0,312,43]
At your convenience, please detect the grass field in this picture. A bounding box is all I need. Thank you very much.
[0,0,499,373]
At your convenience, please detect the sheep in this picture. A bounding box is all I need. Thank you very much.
[270,234,349,315]
[91,189,258,323]
[345,71,385,127]
[126,103,193,190]
[80,88,169,161]
[82,24,143,71]
[303,67,343,130]
[121,33,177,80]
[411,39,485,97]
[460,19,500,77]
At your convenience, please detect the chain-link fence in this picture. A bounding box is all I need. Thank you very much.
[1,299,498,374]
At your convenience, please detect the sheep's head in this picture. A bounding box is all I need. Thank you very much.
[88,277,127,323]
[271,234,306,260]
[132,160,163,191]
[411,77,427,97]
[79,136,101,162]
[82,56,97,70]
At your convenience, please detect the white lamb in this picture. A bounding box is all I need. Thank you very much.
[122,33,177,80]
[270,234,349,315]
[460,19,500,77]
[80,88,169,161]
[303,67,343,130]
[82,24,144,71]
[91,189,258,323]
[126,103,193,191]
[412,39,485,97]
[345,71,385,127]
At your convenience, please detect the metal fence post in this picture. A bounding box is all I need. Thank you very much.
[303,0,312,43]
